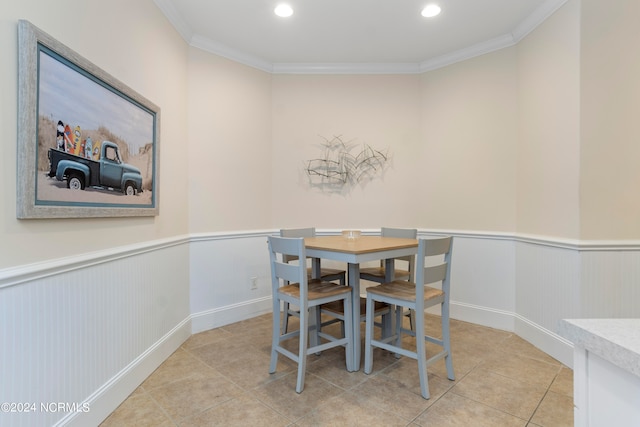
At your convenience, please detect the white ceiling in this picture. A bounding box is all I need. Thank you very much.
[154,0,567,74]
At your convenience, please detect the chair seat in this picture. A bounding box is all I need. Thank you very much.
[359,267,411,281]
[367,280,444,302]
[280,280,352,300]
[322,297,389,316]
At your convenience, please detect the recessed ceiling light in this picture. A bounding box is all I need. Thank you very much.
[274,4,293,17]
[421,4,441,18]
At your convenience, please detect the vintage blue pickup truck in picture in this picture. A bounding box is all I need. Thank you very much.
[47,141,144,196]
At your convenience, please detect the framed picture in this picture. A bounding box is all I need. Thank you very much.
[17,20,160,219]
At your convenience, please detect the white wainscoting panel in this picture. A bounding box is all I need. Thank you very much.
[445,235,516,330]
[514,240,581,366]
[0,239,190,427]
[581,250,640,319]
[189,232,274,333]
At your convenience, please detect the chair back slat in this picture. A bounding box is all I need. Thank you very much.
[415,236,453,300]
[274,261,302,284]
[424,236,451,257]
[423,263,448,285]
[268,236,308,293]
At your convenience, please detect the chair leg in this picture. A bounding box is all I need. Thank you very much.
[281,302,290,334]
[270,296,281,374]
[442,302,455,380]
[296,308,309,393]
[381,308,392,339]
[415,307,430,399]
[395,306,403,349]
[314,307,322,356]
[408,309,416,332]
[343,293,354,372]
[363,296,374,374]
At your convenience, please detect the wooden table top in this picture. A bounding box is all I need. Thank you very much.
[304,235,418,255]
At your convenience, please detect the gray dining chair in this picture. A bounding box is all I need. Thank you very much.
[280,227,346,333]
[267,236,353,393]
[363,236,455,399]
[360,227,417,327]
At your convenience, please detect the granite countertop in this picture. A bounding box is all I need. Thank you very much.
[558,318,640,377]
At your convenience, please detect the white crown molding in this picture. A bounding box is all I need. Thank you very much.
[272,62,422,75]
[153,0,193,42]
[419,33,517,73]
[190,35,275,73]
[154,0,568,75]
[512,0,569,42]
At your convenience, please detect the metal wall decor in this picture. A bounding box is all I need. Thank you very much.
[305,135,390,193]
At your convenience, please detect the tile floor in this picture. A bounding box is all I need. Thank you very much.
[101,312,574,426]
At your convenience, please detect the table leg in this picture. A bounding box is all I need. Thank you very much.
[310,257,321,348]
[384,258,395,282]
[348,262,361,371]
[311,257,321,279]
[384,258,396,338]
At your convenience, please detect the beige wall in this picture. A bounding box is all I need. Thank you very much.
[187,48,273,232]
[580,0,640,240]
[0,0,189,269]
[420,48,518,232]
[270,55,518,232]
[516,0,581,239]
[270,74,423,229]
[3,0,640,272]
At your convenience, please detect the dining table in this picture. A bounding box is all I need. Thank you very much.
[304,235,419,371]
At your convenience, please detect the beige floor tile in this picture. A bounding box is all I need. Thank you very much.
[451,368,547,420]
[350,375,434,421]
[549,366,573,397]
[216,351,294,389]
[479,352,561,389]
[448,332,508,360]
[179,392,290,427]
[148,368,243,423]
[181,328,233,351]
[100,391,173,427]
[530,391,574,427]
[305,351,369,390]
[414,392,527,427]
[252,372,345,421]
[499,335,563,366]
[295,391,408,427]
[425,345,482,382]
[379,357,456,399]
[142,348,211,390]
[188,337,265,368]
[361,347,405,373]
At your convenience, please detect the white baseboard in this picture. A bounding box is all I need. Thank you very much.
[58,317,192,427]
[431,301,573,368]
[515,314,574,367]
[448,300,516,332]
[191,296,272,334]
